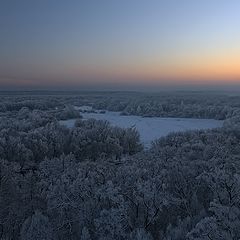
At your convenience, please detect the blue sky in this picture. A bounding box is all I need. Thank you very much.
[0,0,240,90]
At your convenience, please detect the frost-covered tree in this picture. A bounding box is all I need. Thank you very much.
[94,208,128,240]
[20,211,55,240]
[129,228,153,240]
[80,227,91,240]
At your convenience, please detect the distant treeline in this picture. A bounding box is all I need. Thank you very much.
[92,94,240,120]
[1,92,240,120]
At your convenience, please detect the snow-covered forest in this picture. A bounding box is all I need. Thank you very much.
[1,91,240,240]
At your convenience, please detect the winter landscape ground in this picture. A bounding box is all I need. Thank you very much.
[1,91,240,240]
[61,109,223,148]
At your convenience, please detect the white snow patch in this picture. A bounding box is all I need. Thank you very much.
[74,105,93,112]
[60,119,76,128]
[60,110,223,148]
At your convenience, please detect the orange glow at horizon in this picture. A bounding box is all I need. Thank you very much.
[70,49,240,85]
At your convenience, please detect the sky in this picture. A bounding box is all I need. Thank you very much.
[0,0,240,91]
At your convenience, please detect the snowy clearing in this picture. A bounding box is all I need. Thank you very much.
[60,110,223,147]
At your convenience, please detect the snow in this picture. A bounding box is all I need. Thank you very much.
[74,105,93,112]
[60,119,76,128]
[60,110,223,147]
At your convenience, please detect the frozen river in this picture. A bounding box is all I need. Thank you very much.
[60,110,223,147]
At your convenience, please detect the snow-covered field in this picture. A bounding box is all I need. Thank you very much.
[60,110,223,147]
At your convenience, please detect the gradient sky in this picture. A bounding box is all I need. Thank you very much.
[1,0,240,90]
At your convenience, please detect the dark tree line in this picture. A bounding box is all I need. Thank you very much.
[92,93,240,120]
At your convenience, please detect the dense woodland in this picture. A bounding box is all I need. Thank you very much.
[1,91,240,239]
